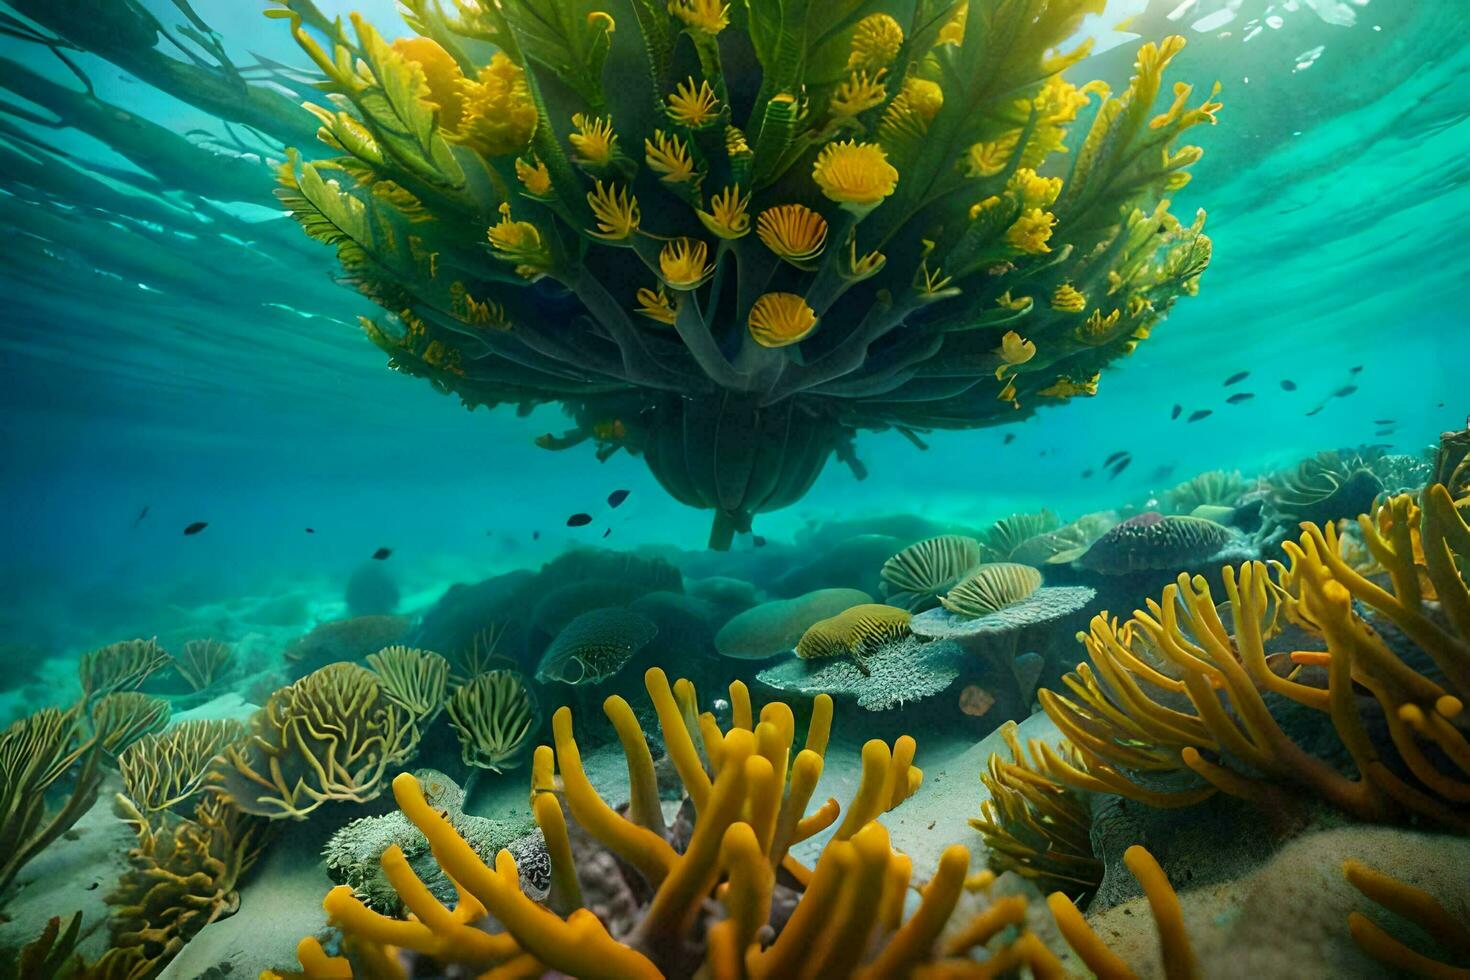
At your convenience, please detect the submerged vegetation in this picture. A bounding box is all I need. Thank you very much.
[271,0,1218,547]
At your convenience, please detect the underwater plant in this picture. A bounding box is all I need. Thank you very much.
[445,668,540,774]
[0,692,169,902]
[366,645,451,727]
[209,662,420,819]
[271,0,1219,547]
[171,638,235,693]
[1036,483,1470,829]
[78,637,170,703]
[119,718,247,816]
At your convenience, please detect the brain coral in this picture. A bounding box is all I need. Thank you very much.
[272,0,1218,548]
[714,588,872,660]
[1072,512,1232,574]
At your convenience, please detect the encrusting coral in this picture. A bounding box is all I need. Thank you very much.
[270,0,1219,547]
[534,607,659,685]
[1036,482,1470,829]
[208,662,419,820]
[941,562,1043,617]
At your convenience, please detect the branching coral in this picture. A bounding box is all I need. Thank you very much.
[1341,858,1470,976]
[108,793,268,975]
[1037,483,1470,829]
[270,0,1218,547]
[120,718,245,815]
[79,638,170,702]
[172,639,234,692]
[0,693,169,900]
[366,646,449,727]
[208,663,419,819]
[445,669,539,774]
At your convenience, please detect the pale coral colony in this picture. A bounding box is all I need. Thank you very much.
[1,3,1467,980]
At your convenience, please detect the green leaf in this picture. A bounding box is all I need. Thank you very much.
[499,0,613,111]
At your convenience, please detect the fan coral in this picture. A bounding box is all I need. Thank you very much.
[445,669,540,774]
[941,562,1043,617]
[271,0,1218,548]
[757,635,967,711]
[535,607,659,685]
[172,639,234,692]
[208,662,419,819]
[972,720,1102,898]
[794,603,912,673]
[108,793,268,976]
[78,637,170,702]
[1266,450,1385,529]
[1165,469,1246,514]
[324,769,544,916]
[714,588,873,660]
[366,646,449,727]
[1072,511,1233,574]
[977,510,1062,563]
[0,693,169,900]
[119,718,246,815]
[1038,483,1470,828]
[879,534,983,611]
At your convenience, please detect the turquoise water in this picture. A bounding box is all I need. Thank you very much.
[0,1,1466,974]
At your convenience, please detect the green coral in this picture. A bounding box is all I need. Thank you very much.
[270,0,1219,548]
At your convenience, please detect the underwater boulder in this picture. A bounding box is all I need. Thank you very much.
[529,579,651,645]
[713,588,873,661]
[344,561,400,616]
[282,614,410,678]
[631,590,720,662]
[756,635,966,712]
[685,575,761,624]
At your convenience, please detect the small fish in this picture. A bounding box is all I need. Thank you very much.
[607,489,630,508]
[566,513,593,527]
[372,547,392,560]
[1171,404,1182,420]
[1003,433,1016,445]
[1280,379,1297,391]
[1081,468,1094,479]
[533,530,541,540]
[1187,410,1212,423]
[602,528,611,538]
[1333,385,1359,398]
[1306,406,1324,417]
[1375,429,1394,437]
[1104,451,1128,466]
[1372,419,1396,425]
[183,521,208,536]
[1224,371,1249,386]
[305,528,315,534]
[1108,458,1132,480]
[1349,365,1363,374]
[752,535,767,548]
[132,505,150,527]
[1225,392,1255,404]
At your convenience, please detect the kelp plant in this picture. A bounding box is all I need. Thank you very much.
[272,0,1219,547]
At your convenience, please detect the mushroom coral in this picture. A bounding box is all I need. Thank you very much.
[1036,483,1470,829]
[270,0,1218,547]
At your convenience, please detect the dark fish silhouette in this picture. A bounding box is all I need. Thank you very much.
[602,528,612,538]
[1081,468,1094,479]
[607,489,630,508]
[1104,451,1128,466]
[372,547,392,560]
[183,521,207,535]
[1349,365,1363,374]
[1306,406,1325,417]
[1187,410,1212,423]
[752,535,767,548]
[133,505,149,527]
[1333,385,1358,398]
[1374,429,1394,437]
[533,530,541,540]
[1108,458,1132,479]
[1373,419,1396,425]
[1224,371,1249,386]
[1003,433,1016,445]
[566,513,593,527]
[1280,380,1297,391]
[1171,404,1182,419]
[1226,392,1254,404]
[305,528,315,534]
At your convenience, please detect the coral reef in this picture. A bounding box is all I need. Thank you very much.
[714,588,871,660]
[1164,469,1246,515]
[977,511,1061,563]
[79,638,170,702]
[365,646,449,728]
[119,719,246,816]
[535,607,659,685]
[941,562,1043,617]
[757,635,967,711]
[324,770,543,917]
[879,534,983,611]
[1265,449,1385,531]
[911,586,1096,641]
[445,669,539,774]
[1071,511,1234,574]
[171,639,235,693]
[270,0,1217,547]
[208,663,419,819]
[794,603,911,672]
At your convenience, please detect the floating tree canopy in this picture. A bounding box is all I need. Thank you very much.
[272,0,1219,547]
